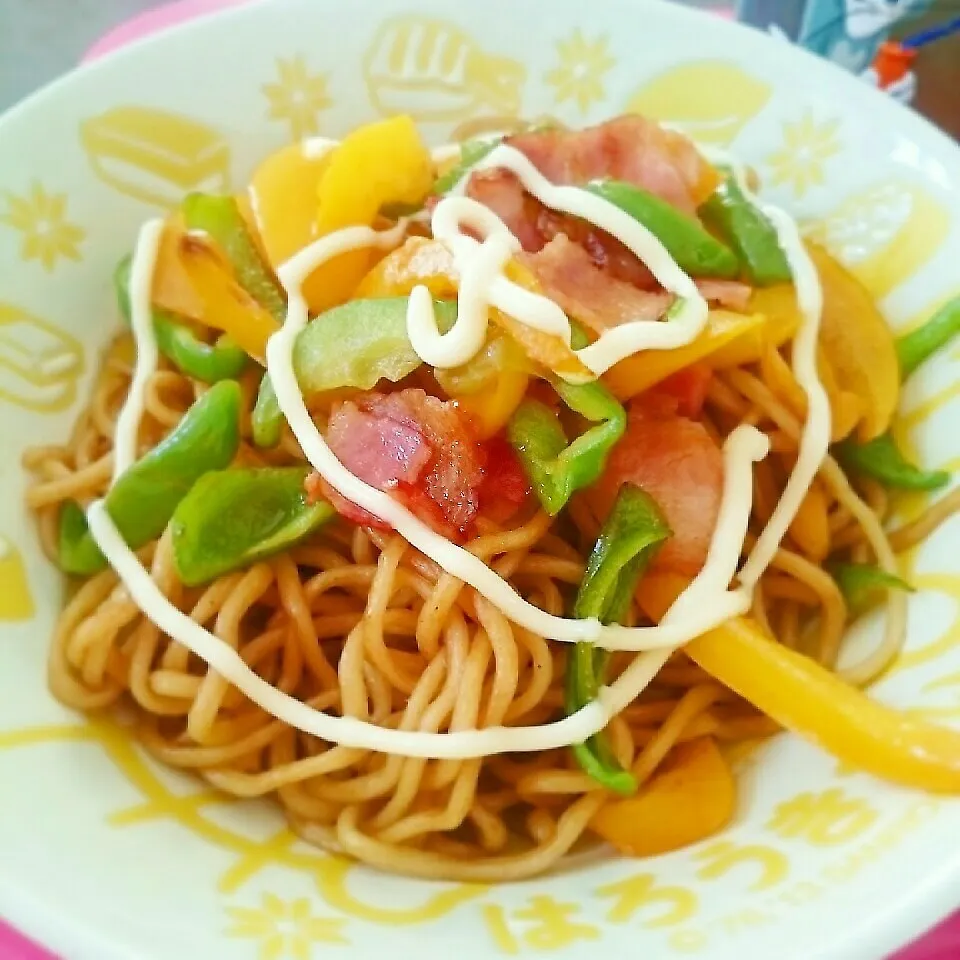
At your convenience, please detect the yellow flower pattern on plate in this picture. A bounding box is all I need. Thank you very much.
[363,18,525,123]
[0,182,85,270]
[766,111,842,199]
[545,30,615,115]
[262,56,333,140]
[226,893,348,959]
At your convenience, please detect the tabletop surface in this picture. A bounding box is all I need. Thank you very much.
[0,2,957,959]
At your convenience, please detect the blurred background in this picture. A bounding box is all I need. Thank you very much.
[0,0,957,135]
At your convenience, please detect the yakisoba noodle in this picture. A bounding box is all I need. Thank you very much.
[25,113,960,881]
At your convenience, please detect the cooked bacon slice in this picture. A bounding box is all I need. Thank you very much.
[518,235,753,338]
[463,115,733,300]
[310,389,486,537]
[644,364,713,419]
[519,235,669,335]
[477,434,531,524]
[465,169,545,253]
[508,115,719,214]
[695,278,752,312]
[592,400,724,576]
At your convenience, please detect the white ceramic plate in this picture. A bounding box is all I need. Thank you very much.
[2,1,960,958]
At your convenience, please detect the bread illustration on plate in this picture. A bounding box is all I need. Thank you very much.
[805,180,949,299]
[364,18,526,123]
[0,534,33,622]
[626,61,771,146]
[0,302,84,413]
[79,105,231,208]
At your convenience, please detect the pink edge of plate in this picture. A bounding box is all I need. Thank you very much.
[0,925,57,960]
[0,0,950,958]
[81,0,252,62]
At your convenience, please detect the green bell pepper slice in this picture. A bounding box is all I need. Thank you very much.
[181,193,287,324]
[252,297,459,448]
[252,373,283,449]
[507,377,626,516]
[699,168,792,286]
[171,466,336,586]
[433,138,501,196]
[115,255,247,383]
[827,560,913,618]
[835,431,950,492]
[587,179,739,280]
[565,484,672,795]
[896,295,960,382]
[57,380,242,576]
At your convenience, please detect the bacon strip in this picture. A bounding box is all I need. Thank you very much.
[310,389,486,538]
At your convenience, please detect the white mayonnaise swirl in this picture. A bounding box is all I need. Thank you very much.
[407,143,709,377]
[83,128,829,760]
[111,218,164,482]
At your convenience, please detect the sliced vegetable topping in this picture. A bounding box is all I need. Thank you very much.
[896,294,960,381]
[115,255,247,383]
[171,467,336,586]
[311,115,433,313]
[828,561,913,617]
[808,241,899,441]
[587,179,739,279]
[567,483,671,795]
[507,378,627,516]
[433,137,501,196]
[249,139,333,309]
[151,225,280,361]
[251,373,283,449]
[181,192,287,322]
[835,431,950,491]
[699,169,792,285]
[603,308,763,401]
[294,297,457,395]
[58,380,242,575]
[589,737,736,856]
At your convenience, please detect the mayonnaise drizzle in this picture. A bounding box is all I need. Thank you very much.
[111,218,164,483]
[407,144,710,377]
[83,130,831,761]
[271,246,764,651]
[697,147,830,587]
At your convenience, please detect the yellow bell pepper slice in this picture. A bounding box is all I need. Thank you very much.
[152,224,279,362]
[817,347,864,442]
[603,309,764,400]
[311,115,433,314]
[355,236,458,300]
[249,140,333,313]
[636,573,960,794]
[758,340,864,443]
[708,283,802,369]
[454,371,531,440]
[807,241,899,441]
[590,738,735,856]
